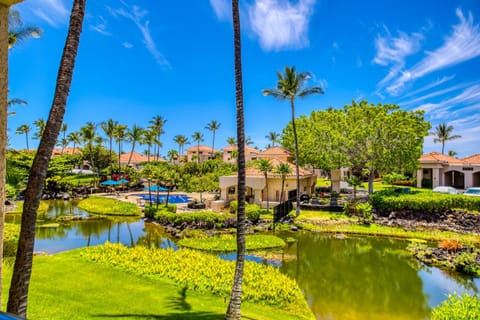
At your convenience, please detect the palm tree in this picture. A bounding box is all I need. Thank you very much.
[101,119,117,173]
[431,122,461,155]
[266,131,280,147]
[149,115,166,161]
[33,118,45,140]
[257,159,273,212]
[275,163,292,202]
[15,124,31,151]
[80,122,98,179]
[113,123,127,168]
[126,124,143,166]
[8,9,41,49]
[173,134,189,155]
[59,123,67,154]
[7,0,86,315]
[7,97,26,116]
[448,150,458,158]
[67,131,81,154]
[226,0,247,318]
[226,136,236,146]
[192,131,204,164]
[205,120,221,159]
[142,130,156,162]
[263,66,324,216]
[167,149,178,162]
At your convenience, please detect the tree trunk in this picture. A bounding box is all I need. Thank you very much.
[226,0,245,318]
[264,172,269,211]
[127,141,135,166]
[368,172,374,194]
[7,1,86,316]
[0,4,9,309]
[291,98,301,216]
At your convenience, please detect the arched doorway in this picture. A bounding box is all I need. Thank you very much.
[444,170,465,189]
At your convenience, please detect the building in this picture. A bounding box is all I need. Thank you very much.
[219,158,317,207]
[258,146,292,162]
[185,145,218,162]
[119,151,151,168]
[417,152,480,189]
[222,145,259,164]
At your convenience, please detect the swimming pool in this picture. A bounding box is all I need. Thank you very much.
[135,193,192,204]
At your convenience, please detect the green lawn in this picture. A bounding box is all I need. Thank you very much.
[2,250,314,320]
[77,196,142,216]
[178,234,286,252]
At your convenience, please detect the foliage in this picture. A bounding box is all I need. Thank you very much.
[81,243,310,311]
[439,239,462,252]
[6,184,17,198]
[370,190,480,213]
[343,201,373,220]
[178,234,286,252]
[229,200,263,223]
[8,201,50,214]
[77,197,141,216]
[144,204,176,219]
[3,224,20,258]
[153,210,235,229]
[454,250,480,276]
[431,293,480,320]
[382,172,407,185]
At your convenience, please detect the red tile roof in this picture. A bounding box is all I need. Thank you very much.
[462,154,480,165]
[245,158,311,177]
[259,146,291,157]
[420,152,474,165]
[185,145,218,153]
[119,152,150,164]
[222,145,259,153]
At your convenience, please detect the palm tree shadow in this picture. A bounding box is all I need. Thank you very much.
[91,312,224,319]
[166,286,192,311]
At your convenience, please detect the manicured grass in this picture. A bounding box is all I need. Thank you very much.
[316,178,331,187]
[60,174,95,186]
[77,196,141,216]
[178,234,286,252]
[7,201,50,214]
[296,209,355,222]
[2,250,313,319]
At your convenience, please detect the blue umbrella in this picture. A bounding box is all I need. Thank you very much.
[143,185,168,191]
[100,180,120,186]
[118,179,130,184]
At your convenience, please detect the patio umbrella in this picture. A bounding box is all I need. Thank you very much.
[100,180,120,186]
[118,179,130,184]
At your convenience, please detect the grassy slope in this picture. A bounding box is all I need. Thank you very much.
[2,251,313,320]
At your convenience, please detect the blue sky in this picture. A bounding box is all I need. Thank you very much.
[7,0,480,158]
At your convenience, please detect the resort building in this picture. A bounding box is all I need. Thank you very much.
[417,152,480,189]
[218,158,317,207]
[258,146,292,162]
[185,145,218,162]
[222,145,259,164]
[119,151,151,168]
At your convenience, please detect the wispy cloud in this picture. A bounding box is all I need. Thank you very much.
[108,3,170,67]
[210,0,231,21]
[387,9,480,95]
[247,0,316,51]
[20,0,69,27]
[122,42,133,49]
[400,75,455,99]
[89,16,111,36]
[399,81,470,108]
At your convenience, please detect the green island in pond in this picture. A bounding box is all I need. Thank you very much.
[178,234,286,251]
[77,196,141,216]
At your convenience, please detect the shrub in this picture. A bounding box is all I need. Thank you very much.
[382,172,406,185]
[246,204,261,223]
[431,293,480,320]
[154,210,235,229]
[77,197,141,216]
[439,240,462,252]
[4,223,20,258]
[229,200,237,214]
[6,184,17,198]
[343,201,372,220]
[454,250,480,276]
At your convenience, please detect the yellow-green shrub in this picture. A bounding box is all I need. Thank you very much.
[77,197,141,216]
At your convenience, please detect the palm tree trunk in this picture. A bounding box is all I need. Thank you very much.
[127,141,135,166]
[7,1,86,316]
[226,0,246,318]
[212,131,215,159]
[25,132,29,151]
[290,98,301,216]
[109,137,113,174]
[264,172,269,211]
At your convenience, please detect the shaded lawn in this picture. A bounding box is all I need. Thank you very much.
[2,251,312,320]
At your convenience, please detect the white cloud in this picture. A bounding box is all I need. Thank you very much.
[89,16,111,36]
[248,0,316,51]
[399,81,468,108]
[210,0,231,20]
[387,9,480,95]
[108,3,170,67]
[20,0,69,27]
[122,42,133,49]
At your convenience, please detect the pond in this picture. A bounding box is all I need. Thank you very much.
[7,201,480,319]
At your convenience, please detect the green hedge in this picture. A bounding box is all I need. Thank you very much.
[77,197,141,216]
[431,293,480,320]
[144,204,177,219]
[229,200,263,223]
[370,190,480,213]
[4,223,20,258]
[154,210,235,229]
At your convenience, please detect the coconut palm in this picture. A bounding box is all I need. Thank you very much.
[15,123,31,151]
[226,0,247,318]
[59,123,67,154]
[173,134,189,155]
[7,97,26,116]
[126,124,144,166]
[431,122,461,155]
[7,0,86,315]
[113,123,127,168]
[67,131,81,154]
[8,9,41,49]
[275,163,292,202]
[257,159,273,212]
[33,118,45,140]
[192,131,204,164]
[205,120,221,159]
[263,66,324,216]
[167,149,178,162]
[101,119,117,173]
[266,131,280,147]
[227,136,236,146]
[80,122,98,177]
[448,150,458,158]
[149,115,166,161]
[142,130,157,162]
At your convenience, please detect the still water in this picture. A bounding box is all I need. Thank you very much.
[8,201,480,320]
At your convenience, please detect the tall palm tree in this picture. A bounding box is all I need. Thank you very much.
[15,124,30,151]
[226,136,236,146]
[33,117,45,140]
[263,66,324,216]
[266,131,280,147]
[431,122,461,155]
[149,115,166,161]
[226,0,246,318]
[257,159,273,212]
[167,149,178,162]
[448,150,458,158]
[7,97,26,116]
[7,0,86,315]
[101,119,117,173]
[59,123,67,154]
[275,163,292,202]
[205,120,221,159]
[2,1,28,309]
[192,131,204,164]
[173,134,189,155]
[67,131,81,154]
[80,122,97,180]
[8,9,41,49]
[126,124,143,166]
[113,123,127,168]
[142,129,156,162]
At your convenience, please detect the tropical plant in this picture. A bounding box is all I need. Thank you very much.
[149,115,166,161]
[126,124,144,166]
[256,159,273,211]
[113,123,127,168]
[67,131,81,154]
[344,175,363,201]
[192,131,204,164]
[205,120,221,159]
[173,134,189,155]
[266,131,280,147]
[431,122,461,155]
[101,119,117,173]
[7,97,26,116]
[226,0,247,317]
[275,163,291,202]
[431,293,480,320]
[167,149,178,162]
[15,124,31,151]
[58,123,68,154]
[226,136,236,146]
[263,66,324,216]
[32,118,45,140]
[447,150,457,157]
[7,0,86,315]
[8,9,41,49]
[142,129,157,162]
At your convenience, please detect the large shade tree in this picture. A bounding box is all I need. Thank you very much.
[263,66,324,215]
[226,0,247,318]
[431,122,461,155]
[7,0,87,316]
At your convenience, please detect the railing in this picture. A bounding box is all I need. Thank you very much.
[273,199,293,222]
